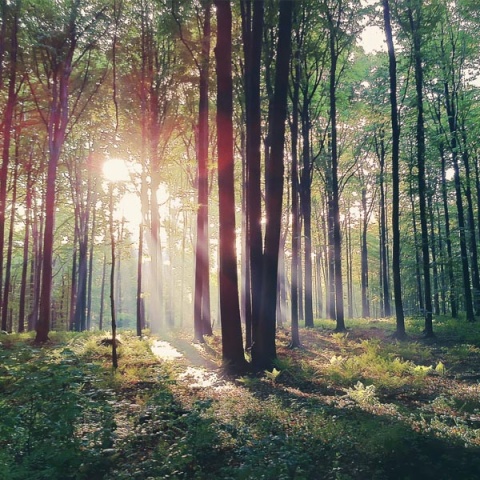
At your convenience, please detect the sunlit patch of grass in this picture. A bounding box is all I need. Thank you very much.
[382,340,433,363]
[323,338,431,391]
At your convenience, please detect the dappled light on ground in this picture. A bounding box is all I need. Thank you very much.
[150,339,183,360]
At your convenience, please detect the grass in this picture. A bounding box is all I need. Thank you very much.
[1,319,480,479]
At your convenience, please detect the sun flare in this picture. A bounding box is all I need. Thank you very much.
[102,158,131,183]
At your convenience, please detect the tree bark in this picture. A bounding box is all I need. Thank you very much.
[215,0,247,371]
[382,0,405,337]
[252,0,293,369]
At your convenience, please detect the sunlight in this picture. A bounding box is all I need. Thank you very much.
[102,157,131,183]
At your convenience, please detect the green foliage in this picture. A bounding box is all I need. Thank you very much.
[0,339,115,479]
[2,328,480,480]
[346,381,378,405]
[324,338,431,390]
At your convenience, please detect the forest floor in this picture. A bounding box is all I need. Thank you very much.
[1,317,480,479]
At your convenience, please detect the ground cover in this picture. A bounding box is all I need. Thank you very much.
[1,317,480,479]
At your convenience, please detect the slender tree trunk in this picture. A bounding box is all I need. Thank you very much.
[327,11,345,332]
[376,129,391,317]
[252,0,293,369]
[87,189,96,331]
[460,128,480,316]
[0,5,18,312]
[410,180,424,313]
[440,144,457,317]
[19,157,33,332]
[36,29,76,343]
[215,0,247,371]
[194,1,213,341]
[301,97,314,327]
[1,142,19,332]
[241,0,264,350]
[444,81,474,322]
[109,185,118,369]
[290,39,301,347]
[99,252,106,330]
[361,186,370,318]
[383,0,405,337]
[427,191,440,315]
[136,224,143,337]
[408,4,434,337]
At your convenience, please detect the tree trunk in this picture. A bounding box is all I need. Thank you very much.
[382,0,405,337]
[376,128,391,317]
[19,156,34,332]
[0,4,18,313]
[215,0,247,371]
[136,224,144,337]
[194,1,213,341]
[252,0,293,369]
[327,10,345,332]
[361,186,370,318]
[444,80,475,322]
[407,4,434,337]
[241,0,264,350]
[1,141,19,332]
[290,37,301,346]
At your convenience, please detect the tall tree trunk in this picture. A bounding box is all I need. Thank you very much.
[444,81,475,322]
[194,1,213,341]
[241,0,264,349]
[215,0,247,371]
[290,38,301,347]
[427,190,440,315]
[408,3,434,337]
[301,95,314,327]
[99,252,107,330]
[1,140,19,331]
[252,0,293,369]
[108,185,118,369]
[36,20,76,343]
[460,127,480,316]
[409,179,424,313]
[383,0,405,337]
[327,10,345,332]
[376,128,391,317]
[87,186,96,331]
[361,185,370,318]
[19,156,34,332]
[136,224,144,336]
[0,4,18,312]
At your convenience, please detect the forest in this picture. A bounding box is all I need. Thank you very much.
[1,0,480,478]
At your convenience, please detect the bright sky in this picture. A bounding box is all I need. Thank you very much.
[360,25,387,54]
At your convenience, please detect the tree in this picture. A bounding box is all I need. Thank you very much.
[252,0,293,369]
[30,0,108,342]
[240,0,264,351]
[173,0,213,341]
[215,0,247,372]
[382,0,406,337]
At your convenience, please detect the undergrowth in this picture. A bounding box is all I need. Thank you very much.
[1,320,480,479]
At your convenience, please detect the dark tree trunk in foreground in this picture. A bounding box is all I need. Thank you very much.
[215,0,247,371]
[408,4,434,337]
[252,0,293,369]
[241,0,264,350]
[383,0,405,337]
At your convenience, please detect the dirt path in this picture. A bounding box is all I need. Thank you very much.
[150,333,228,390]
